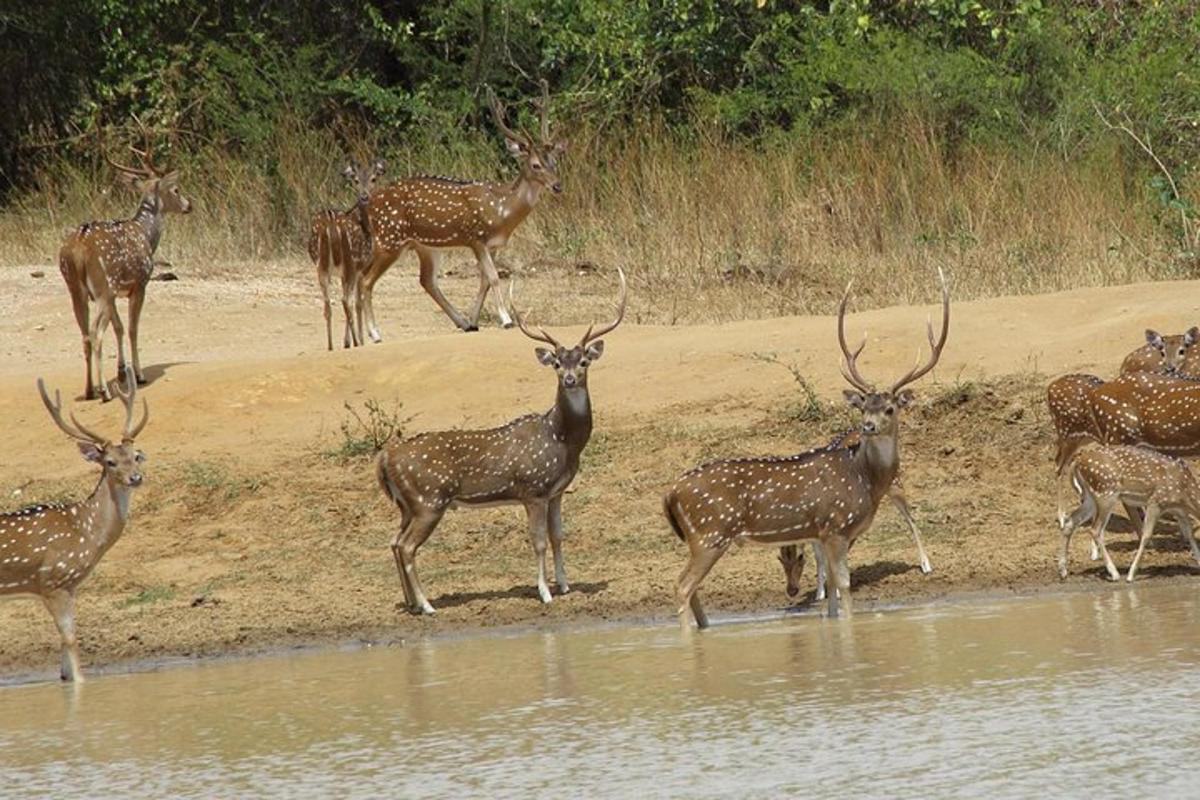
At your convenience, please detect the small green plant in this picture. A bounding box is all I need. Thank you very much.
[750,352,831,423]
[326,397,411,461]
[120,584,176,608]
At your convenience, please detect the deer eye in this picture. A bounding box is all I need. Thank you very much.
[884,407,895,416]
[579,359,590,368]
[531,161,543,171]
[135,451,146,463]
[105,458,117,467]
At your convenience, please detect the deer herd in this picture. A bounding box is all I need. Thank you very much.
[6,86,1200,682]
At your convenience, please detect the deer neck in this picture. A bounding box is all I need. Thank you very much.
[490,175,543,235]
[549,383,593,458]
[133,195,165,253]
[78,473,134,551]
[854,431,901,501]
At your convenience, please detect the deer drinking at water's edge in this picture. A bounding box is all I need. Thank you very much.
[59,128,191,401]
[358,81,567,340]
[309,159,386,350]
[1059,444,1200,582]
[664,270,950,628]
[376,268,626,614]
[0,368,148,682]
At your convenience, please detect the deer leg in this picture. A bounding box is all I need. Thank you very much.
[1178,513,1200,565]
[389,514,418,612]
[1127,503,1160,583]
[318,238,334,351]
[821,536,852,618]
[524,499,553,604]
[1090,498,1121,581]
[468,245,514,329]
[779,544,804,600]
[101,294,128,398]
[89,304,112,402]
[416,248,474,331]
[675,545,726,631]
[42,589,82,682]
[888,491,932,574]
[361,249,401,343]
[342,262,362,348]
[127,283,147,384]
[396,509,443,615]
[1058,488,1095,579]
[548,494,570,594]
[811,541,828,601]
[65,279,94,400]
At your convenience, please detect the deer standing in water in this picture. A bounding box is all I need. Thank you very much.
[59,133,191,400]
[1059,445,1200,582]
[1121,327,1200,376]
[376,268,625,614]
[309,159,386,350]
[664,270,950,628]
[0,368,148,681]
[358,82,567,340]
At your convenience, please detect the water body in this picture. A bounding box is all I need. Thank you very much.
[2,585,1198,798]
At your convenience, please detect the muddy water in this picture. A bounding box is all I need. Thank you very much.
[3,586,1199,798]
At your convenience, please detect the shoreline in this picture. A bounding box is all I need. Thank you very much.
[5,572,1197,688]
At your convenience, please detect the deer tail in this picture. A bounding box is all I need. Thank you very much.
[663,490,687,543]
[376,453,403,508]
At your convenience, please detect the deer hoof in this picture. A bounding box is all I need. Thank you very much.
[462,324,479,333]
[501,320,515,330]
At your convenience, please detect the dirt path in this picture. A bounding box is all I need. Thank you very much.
[2,261,1199,679]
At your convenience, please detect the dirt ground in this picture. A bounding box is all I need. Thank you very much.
[3,257,1200,681]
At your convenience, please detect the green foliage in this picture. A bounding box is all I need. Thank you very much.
[1,0,1197,253]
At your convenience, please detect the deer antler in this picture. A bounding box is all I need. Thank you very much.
[487,87,532,148]
[890,267,951,394]
[581,266,628,346]
[37,380,107,444]
[105,116,165,180]
[509,279,563,349]
[837,280,874,393]
[112,366,149,442]
[534,78,552,143]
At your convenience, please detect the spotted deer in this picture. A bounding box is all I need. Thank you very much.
[1088,371,1200,456]
[309,159,386,350]
[664,270,950,628]
[59,133,192,401]
[0,368,148,682]
[1121,327,1200,376]
[376,268,625,614]
[358,81,566,340]
[1059,445,1200,583]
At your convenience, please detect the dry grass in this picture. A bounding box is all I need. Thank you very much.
[1,114,1194,322]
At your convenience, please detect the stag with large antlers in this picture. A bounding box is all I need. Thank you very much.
[59,126,192,401]
[664,270,950,628]
[309,159,386,350]
[376,268,626,614]
[0,368,148,682]
[358,81,567,340]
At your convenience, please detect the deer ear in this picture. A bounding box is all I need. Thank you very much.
[505,136,529,157]
[843,390,866,410]
[1187,327,1199,346]
[78,442,103,463]
[372,159,387,176]
[535,347,558,367]
[584,340,604,361]
[1146,329,1164,348]
[552,139,568,156]
[895,389,916,408]
[341,164,356,180]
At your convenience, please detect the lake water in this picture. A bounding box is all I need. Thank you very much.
[2,585,1198,798]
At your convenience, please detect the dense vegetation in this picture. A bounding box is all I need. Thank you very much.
[1,1,1197,315]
